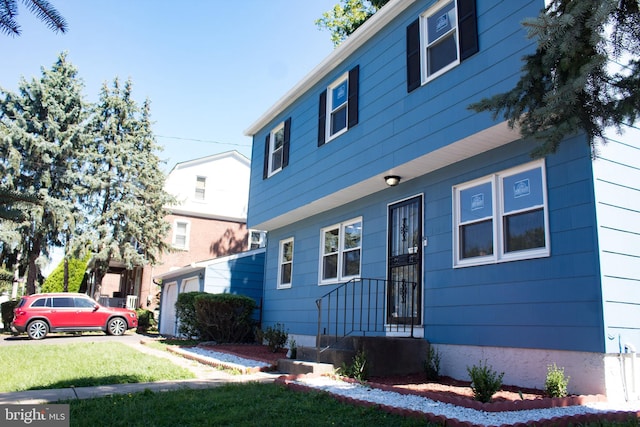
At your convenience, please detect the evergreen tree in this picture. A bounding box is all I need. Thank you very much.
[84,78,174,292]
[469,0,640,158]
[316,0,390,47]
[0,52,88,294]
[1,0,67,36]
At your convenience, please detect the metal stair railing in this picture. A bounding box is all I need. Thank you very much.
[315,277,417,356]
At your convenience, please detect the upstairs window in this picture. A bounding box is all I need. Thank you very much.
[263,118,291,179]
[318,65,359,146]
[278,237,294,289]
[195,176,206,200]
[319,217,362,284]
[407,0,478,91]
[249,230,267,249]
[453,160,549,267]
[173,220,190,250]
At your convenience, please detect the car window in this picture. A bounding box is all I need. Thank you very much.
[52,297,74,308]
[17,298,28,308]
[74,297,95,308]
[30,298,47,307]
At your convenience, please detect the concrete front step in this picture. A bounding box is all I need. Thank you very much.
[276,358,335,376]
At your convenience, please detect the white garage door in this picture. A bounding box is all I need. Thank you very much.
[160,282,177,336]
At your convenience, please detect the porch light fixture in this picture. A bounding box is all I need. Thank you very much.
[384,175,401,187]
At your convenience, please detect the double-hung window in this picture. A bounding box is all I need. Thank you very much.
[195,176,206,200]
[263,118,291,179]
[453,160,549,267]
[173,220,190,250]
[278,238,294,289]
[406,0,478,91]
[320,218,362,284]
[318,66,359,146]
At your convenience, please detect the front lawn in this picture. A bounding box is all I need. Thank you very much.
[0,342,194,392]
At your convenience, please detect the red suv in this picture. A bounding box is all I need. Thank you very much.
[11,293,138,340]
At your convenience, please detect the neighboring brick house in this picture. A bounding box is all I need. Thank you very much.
[98,150,262,312]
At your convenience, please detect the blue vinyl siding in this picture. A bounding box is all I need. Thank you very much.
[203,251,265,303]
[248,0,542,229]
[261,135,606,352]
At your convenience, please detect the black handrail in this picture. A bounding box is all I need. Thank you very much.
[315,277,417,354]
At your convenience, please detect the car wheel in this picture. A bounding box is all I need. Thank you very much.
[27,320,49,340]
[107,317,127,336]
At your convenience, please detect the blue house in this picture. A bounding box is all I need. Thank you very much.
[244,0,640,400]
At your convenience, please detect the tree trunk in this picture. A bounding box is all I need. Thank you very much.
[63,257,69,292]
[25,238,41,295]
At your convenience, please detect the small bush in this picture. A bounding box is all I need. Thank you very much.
[194,294,257,343]
[175,291,208,339]
[545,363,569,398]
[263,323,288,352]
[136,309,155,334]
[337,349,368,381]
[467,360,504,403]
[424,347,441,380]
[1,300,18,332]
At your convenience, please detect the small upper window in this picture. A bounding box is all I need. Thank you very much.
[263,118,291,179]
[195,176,206,201]
[453,160,549,267]
[318,66,359,146]
[173,220,190,250]
[249,230,267,249]
[278,238,294,288]
[422,1,459,80]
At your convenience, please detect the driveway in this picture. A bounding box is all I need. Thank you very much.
[0,331,141,346]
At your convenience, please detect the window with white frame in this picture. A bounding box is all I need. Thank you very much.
[453,160,549,267]
[195,176,206,200]
[278,238,294,288]
[320,218,362,283]
[422,0,459,81]
[249,230,267,249]
[318,66,359,146]
[269,123,285,175]
[173,220,190,250]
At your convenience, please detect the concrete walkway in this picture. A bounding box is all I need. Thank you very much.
[0,335,279,404]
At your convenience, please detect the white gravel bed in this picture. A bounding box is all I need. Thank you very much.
[293,376,640,426]
[179,346,639,425]
[179,346,273,369]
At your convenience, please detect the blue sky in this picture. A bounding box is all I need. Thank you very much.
[1,1,337,170]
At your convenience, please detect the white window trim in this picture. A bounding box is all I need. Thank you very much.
[319,217,363,285]
[420,0,461,84]
[453,160,550,267]
[268,122,285,177]
[325,72,349,143]
[277,237,294,289]
[194,176,206,201]
[172,219,190,250]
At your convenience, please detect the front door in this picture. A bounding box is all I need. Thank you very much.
[387,195,422,326]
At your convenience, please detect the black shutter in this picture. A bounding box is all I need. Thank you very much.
[406,18,421,93]
[263,133,270,179]
[347,65,359,128]
[318,91,327,147]
[282,117,291,168]
[458,0,478,60]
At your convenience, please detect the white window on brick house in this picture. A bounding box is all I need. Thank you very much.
[195,176,206,201]
[173,220,190,250]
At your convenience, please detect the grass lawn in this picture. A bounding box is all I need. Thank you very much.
[0,341,194,392]
[65,382,437,427]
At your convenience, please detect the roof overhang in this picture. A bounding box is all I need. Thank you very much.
[252,121,520,231]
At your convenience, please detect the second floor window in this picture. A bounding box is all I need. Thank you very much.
[263,118,291,179]
[173,220,190,250]
[318,65,359,146]
[195,176,206,200]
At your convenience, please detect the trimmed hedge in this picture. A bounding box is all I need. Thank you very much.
[41,256,90,293]
[194,293,256,343]
[175,291,207,339]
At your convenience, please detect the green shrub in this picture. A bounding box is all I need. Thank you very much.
[194,293,256,343]
[424,347,441,380]
[338,350,368,381]
[467,360,504,403]
[175,291,208,339]
[263,323,288,352]
[0,268,13,294]
[136,309,155,334]
[545,363,570,398]
[41,256,90,293]
[1,300,18,332]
